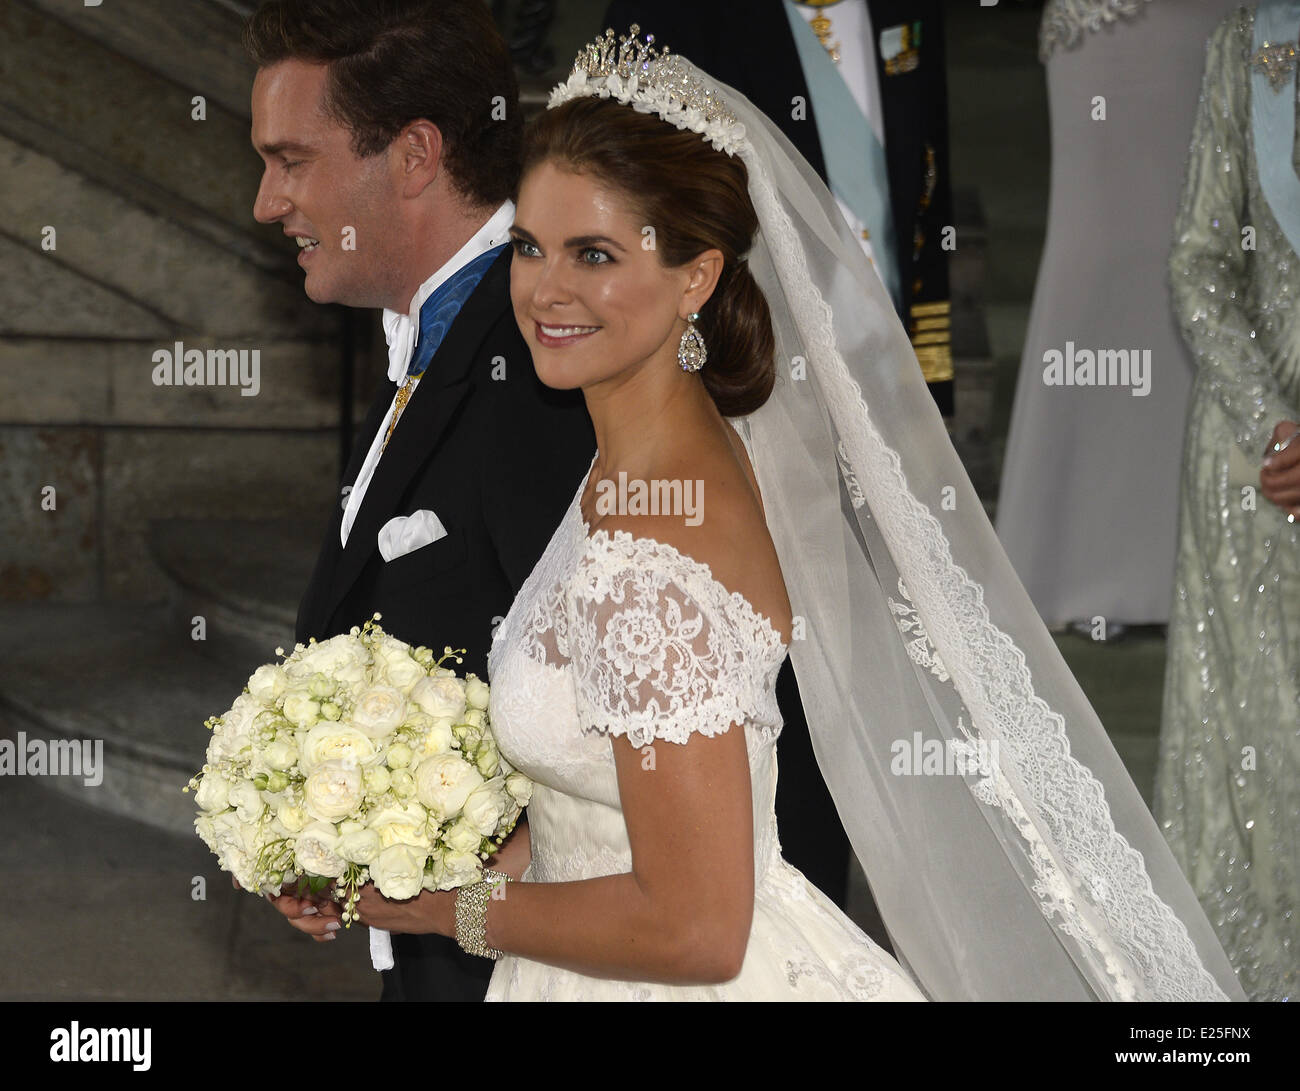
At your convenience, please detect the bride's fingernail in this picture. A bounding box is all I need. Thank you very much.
[301,906,318,916]
[326,921,341,932]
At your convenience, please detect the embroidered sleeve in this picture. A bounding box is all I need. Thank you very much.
[566,534,780,748]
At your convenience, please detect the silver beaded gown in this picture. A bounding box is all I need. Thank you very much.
[1154,4,1300,1002]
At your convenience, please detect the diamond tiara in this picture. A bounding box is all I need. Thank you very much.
[547,25,749,158]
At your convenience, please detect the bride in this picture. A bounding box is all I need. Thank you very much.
[356,28,1246,1001]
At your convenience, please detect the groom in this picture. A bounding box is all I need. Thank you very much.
[243,0,594,1000]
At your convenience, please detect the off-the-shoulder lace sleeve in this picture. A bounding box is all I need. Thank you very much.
[566,531,785,748]
[1169,9,1298,459]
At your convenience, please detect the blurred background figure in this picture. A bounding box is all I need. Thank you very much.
[604,0,955,420]
[1155,1,1300,1003]
[995,0,1242,636]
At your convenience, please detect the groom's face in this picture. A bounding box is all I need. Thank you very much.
[250,60,398,308]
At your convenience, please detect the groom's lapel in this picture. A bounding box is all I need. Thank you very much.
[323,246,514,622]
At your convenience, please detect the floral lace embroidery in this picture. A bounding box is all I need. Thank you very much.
[1039,0,1154,63]
[567,530,786,748]
[887,577,950,683]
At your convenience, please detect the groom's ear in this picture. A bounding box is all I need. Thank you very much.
[395,119,446,198]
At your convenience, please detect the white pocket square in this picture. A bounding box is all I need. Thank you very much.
[378,509,448,562]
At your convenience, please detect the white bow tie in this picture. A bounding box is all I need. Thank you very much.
[381,309,419,384]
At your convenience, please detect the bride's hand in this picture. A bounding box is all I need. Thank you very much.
[1260,419,1300,518]
[353,884,454,936]
[485,817,531,881]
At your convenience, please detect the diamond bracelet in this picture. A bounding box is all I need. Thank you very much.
[454,868,512,959]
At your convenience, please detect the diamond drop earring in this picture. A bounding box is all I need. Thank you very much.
[678,312,706,372]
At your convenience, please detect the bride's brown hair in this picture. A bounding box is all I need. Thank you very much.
[521,96,776,418]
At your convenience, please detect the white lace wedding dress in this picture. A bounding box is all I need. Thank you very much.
[483,459,926,1001]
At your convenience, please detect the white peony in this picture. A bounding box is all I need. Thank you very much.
[286,634,368,688]
[412,716,455,759]
[276,800,308,833]
[464,676,490,711]
[437,848,483,890]
[462,780,507,837]
[262,737,298,771]
[366,801,433,851]
[442,817,483,855]
[372,637,427,693]
[370,843,427,900]
[505,771,533,807]
[294,821,346,878]
[350,685,409,740]
[281,689,321,729]
[228,778,266,824]
[247,663,288,703]
[194,770,232,813]
[414,753,484,821]
[337,827,382,866]
[302,760,363,822]
[299,722,377,773]
[410,674,467,721]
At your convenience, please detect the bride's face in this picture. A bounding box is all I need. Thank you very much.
[509,160,709,393]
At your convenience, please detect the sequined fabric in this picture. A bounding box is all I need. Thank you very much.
[1039,0,1156,62]
[1155,4,1300,1002]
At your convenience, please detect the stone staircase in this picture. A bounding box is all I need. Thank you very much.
[0,518,322,835]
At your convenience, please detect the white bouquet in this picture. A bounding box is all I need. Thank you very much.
[188,615,532,927]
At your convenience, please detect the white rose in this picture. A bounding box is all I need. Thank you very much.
[262,737,299,771]
[351,686,409,740]
[337,827,382,866]
[229,778,266,824]
[194,813,215,851]
[442,817,483,854]
[211,812,258,888]
[247,663,288,703]
[295,821,346,878]
[373,639,427,693]
[217,692,261,739]
[437,848,483,890]
[464,676,490,711]
[194,770,232,813]
[302,760,363,822]
[473,741,499,778]
[462,781,507,837]
[386,742,413,769]
[414,753,484,821]
[370,844,427,900]
[412,717,455,759]
[286,634,367,687]
[463,708,484,729]
[282,689,321,728]
[363,766,391,795]
[277,800,308,833]
[505,771,533,807]
[410,675,467,721]
[367,801,433,851]
[299,722,377,773]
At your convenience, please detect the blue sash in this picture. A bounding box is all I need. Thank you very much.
[782,1,901,308]
[1252,1,1300,258]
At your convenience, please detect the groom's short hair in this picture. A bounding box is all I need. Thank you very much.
[243,0,521,206]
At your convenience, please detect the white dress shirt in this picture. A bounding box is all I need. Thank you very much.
[340,199,516,547]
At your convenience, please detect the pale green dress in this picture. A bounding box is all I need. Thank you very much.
[1155,5,1300,1002]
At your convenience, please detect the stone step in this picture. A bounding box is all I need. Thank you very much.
[148,518,320,666]
[0,603,261,836]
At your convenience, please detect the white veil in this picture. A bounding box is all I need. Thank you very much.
[552,38,1246,1001]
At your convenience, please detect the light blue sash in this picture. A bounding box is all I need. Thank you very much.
[783,1,901,309]
[1252,0,1300,257]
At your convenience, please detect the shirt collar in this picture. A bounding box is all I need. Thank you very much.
[381,199,516,383]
